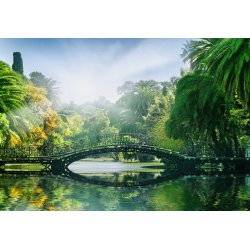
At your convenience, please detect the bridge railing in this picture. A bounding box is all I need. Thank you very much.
[0,133,237,159]
[0,145,41,159]
[0,133,149,159]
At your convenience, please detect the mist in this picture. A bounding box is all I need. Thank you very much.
[0,38,188,104]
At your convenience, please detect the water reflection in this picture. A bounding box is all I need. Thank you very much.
[0,175,250,210]
[68,161,157,174]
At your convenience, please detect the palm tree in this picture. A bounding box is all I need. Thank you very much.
[0,62,26,112]
[182,38,250,108]
[0,61,29,145]
[181,38,221,71]
[118,80,161,121]
[206,39,250,108]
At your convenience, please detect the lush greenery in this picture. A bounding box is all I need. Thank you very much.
[0,55,181,161]
[0,39,249,160]
[167,38,250,157]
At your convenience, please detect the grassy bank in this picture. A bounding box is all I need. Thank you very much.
[3,164,44,171]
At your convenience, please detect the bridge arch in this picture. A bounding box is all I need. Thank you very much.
[45,144,189,185]
[56,144,187,174]
[3,132,248,181]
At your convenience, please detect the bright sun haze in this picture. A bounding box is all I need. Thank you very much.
[0,38,188,104]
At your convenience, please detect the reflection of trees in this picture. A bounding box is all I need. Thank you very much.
[148,176,250,211]
[190,177,247,210]
[147,181,188,210]
[1,176,250,211]
[0,176,146,211]
[0,177,83,210]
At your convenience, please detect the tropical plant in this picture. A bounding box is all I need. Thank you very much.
[118,80,162,119]
[182,38,250,108]
[0,61,29,145]
[206,39,250,108]
[0,61,26,113]
[166,72,242,156]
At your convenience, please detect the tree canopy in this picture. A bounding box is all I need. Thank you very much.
[167,38,250,156]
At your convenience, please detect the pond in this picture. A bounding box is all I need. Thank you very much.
[0,161,250,211]
[68,160,163,174]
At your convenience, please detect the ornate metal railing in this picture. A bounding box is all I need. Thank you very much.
[0,132,228,160]
[0,133,148,159]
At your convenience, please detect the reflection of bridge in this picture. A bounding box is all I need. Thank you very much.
[0,133,249,177]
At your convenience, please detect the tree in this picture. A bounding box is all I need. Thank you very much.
[166,72,242,156]
[0,61,26,113]
[207,39,250,109]
[151,115,184,152]
[182,38,250,108]
[25,83,60,148]
[82,107,114,143]
[118,80,161,121]
[0,61,28,146]
[174,38,250,155]
[29,72,60,108]
[117,80,167,136]
[12,52,24,75]
[181,39,221,71]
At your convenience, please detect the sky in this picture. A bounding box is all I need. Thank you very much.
[0,38,190,104]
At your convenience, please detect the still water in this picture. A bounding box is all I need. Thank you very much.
[0,161,250,211]
[68,161,158,173]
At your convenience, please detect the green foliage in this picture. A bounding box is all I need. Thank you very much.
[0,114,9,144]
[12,52,24,75]
[151,116,184,152]
[167,73,223,140]
[0,51,181,156]
[45,117,82,147]
[166,72,246,155]
[182,38,250,108]
[118,80,162,120]
[207,39,250,108]
[58,104,119,147]
[181,39,221,71]
[0,60,29,145]
[1,50,182,159]
[117,80,176,135]
[167,38,250,156]
[0,61,26,113]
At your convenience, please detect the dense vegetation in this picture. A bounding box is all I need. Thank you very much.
[0,38,249,160]
[167,38,250,157]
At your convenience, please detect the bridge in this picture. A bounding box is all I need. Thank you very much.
[0,133,249,180]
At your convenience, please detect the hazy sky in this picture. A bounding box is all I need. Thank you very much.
[0,38,189,104]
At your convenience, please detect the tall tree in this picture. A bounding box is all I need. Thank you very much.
[12,52,24,75]
[166,72,242,156]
